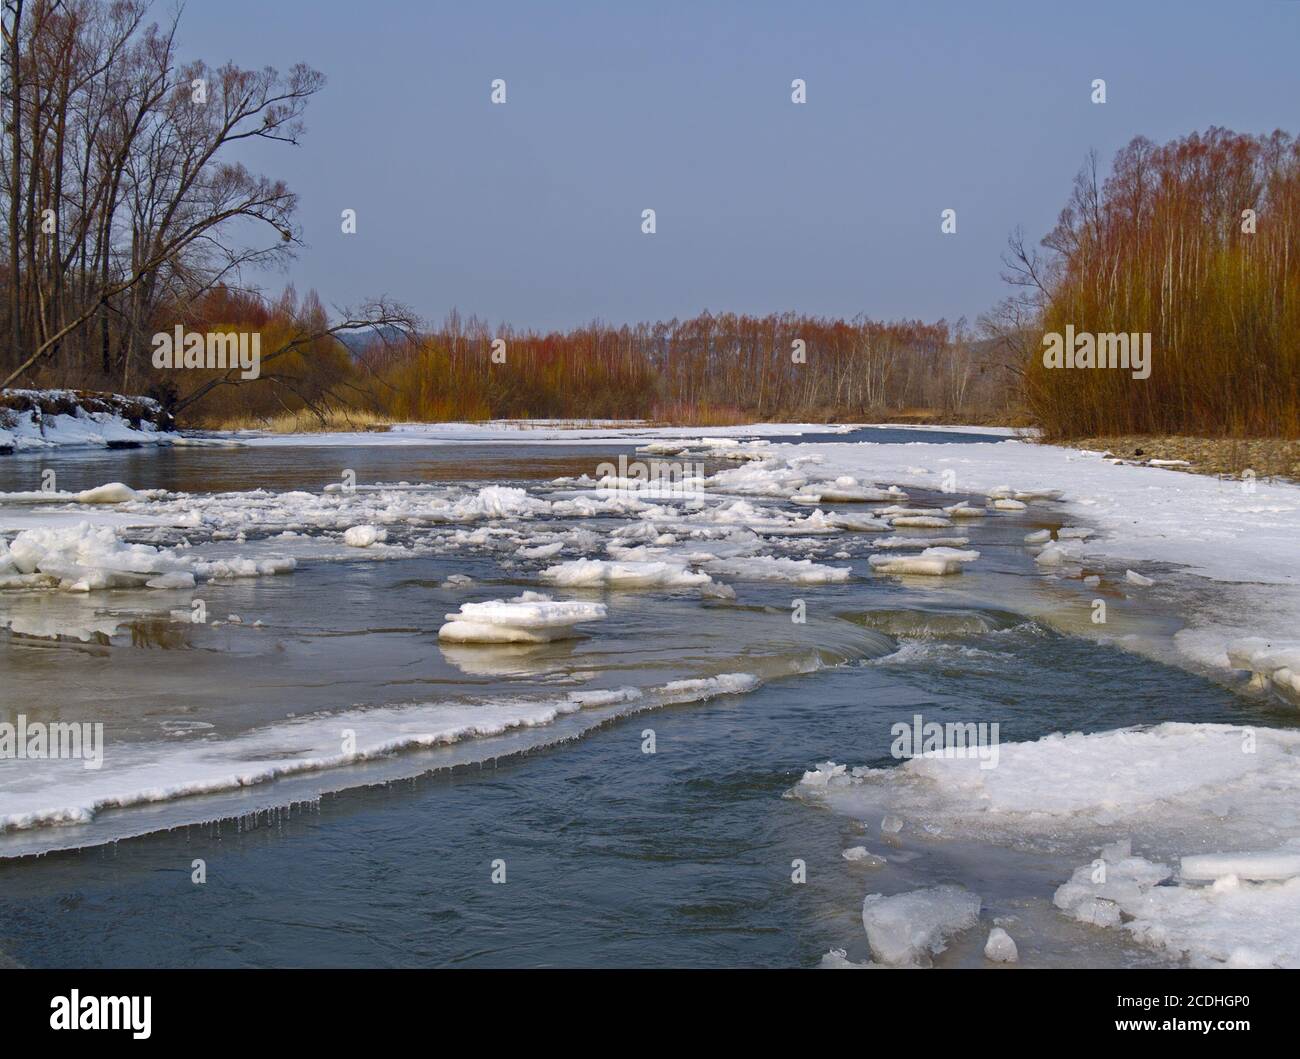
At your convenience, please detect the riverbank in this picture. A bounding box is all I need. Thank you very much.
[1052,435,1300,482]
[203,407,1031,434]
[0,389,170,453]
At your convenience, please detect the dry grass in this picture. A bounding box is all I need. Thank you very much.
[209,409,398,433]
[1055,434,1300,481]
[647,402,753,427]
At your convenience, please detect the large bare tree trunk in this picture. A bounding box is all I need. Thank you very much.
[5,0,22,370]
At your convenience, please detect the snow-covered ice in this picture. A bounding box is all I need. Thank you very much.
[868,547,977,576]
[541,558,713,589]
[874,535,970,550]
[0,390,167,451]
[701,555,851,583]
[343,525,388,548]
[438,591,608,643]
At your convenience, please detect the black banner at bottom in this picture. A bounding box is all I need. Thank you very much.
[1,967,1290,1044]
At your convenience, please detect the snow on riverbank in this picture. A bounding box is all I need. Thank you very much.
[768,435,1295,587]
[767,434,1300,693]
[0,389,170,451]
[217,420,878,448]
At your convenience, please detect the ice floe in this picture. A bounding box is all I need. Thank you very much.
[792,476,898,503]
[191,557,295,580]
[942,501,986,518]
[541,558,713,589]
[983,927,1018,963]
[868,547,977,576]
[0,520,299,591]
[438,591,608,643]
[1,522,193,591]
[343,525,388,548]
[1180,849,1300,882]
[819,511,892,532]
[817,948,877,969]
[889,515,953,529]
[701,555,851,583]
[874,535,970,550]
[842,846,887,867]
[0,482,141,504]
[860,885,982,967]
[1033,540,1083,567]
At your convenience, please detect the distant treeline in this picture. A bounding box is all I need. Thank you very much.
[359,311,1013,424]
[1011,127,1300,438]
[162,302,1017,427]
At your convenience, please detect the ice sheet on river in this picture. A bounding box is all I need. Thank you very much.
[0,671,764,846]
[794,722,1300,967]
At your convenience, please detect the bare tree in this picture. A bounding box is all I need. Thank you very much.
[0,0,324,388]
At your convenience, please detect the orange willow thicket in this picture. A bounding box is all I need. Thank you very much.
[1028,128,1300,438]
[139,286,356,424]
[354,312,1002,423]
[21,283,1013,425]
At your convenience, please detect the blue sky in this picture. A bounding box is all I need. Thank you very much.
[179,0,1300,331]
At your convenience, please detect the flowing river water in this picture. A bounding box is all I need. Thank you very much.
[0,428,1286,967]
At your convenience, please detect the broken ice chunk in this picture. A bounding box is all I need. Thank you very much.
[1180,850,1300,883]
[342,525,388,548]
[984,927,1019,963]
[842,847,887,867]
[860,886,982,967]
